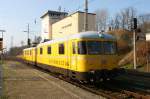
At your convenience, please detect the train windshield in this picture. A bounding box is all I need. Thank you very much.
[78,41,117,55]
[87,41,102,54]
[103,41,117,54]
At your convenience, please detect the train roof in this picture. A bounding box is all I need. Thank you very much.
[70,31,115,39]
[23,47,36,51]
[37,31,116,47]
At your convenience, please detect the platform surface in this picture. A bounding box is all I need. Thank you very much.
[1,61,105,99]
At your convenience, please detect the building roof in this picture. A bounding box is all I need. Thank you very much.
[40,10,68,18]
[69,11,96,16]
[52,11,96,25]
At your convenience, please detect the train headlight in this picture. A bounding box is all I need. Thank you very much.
[90,70,95,74]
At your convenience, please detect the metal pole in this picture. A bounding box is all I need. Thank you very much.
[27,24,29,40]
[133,29,136,69]
[84,0,88,31]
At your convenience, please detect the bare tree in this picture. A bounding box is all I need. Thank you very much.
[36,36,42,44]
[120,7,137,30]
[110,7,137,31]
[95,9,108,32]
[21,41,25,47]
[139,14,150,33]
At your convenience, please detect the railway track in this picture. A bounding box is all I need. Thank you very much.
[25,64,150,98]
[6,58,150,99]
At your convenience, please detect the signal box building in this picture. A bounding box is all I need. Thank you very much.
[41,11,96,40]
[52,11,96,39]
[41,10,68,41]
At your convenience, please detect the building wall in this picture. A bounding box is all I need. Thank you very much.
[41,15,50,40]
[78,12,96,32]
[52,12,96,39]
[146,33,150,41]
[52,13,78,39]
[41,12,68,41]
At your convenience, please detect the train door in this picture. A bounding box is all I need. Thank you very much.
[69,40,77,78]
[32,49,34,64]
[35,48,37,65]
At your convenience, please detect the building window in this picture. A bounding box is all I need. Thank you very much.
[59,43,64,54]
[40,48,43,55]
[72,42,76,54]
[47,46,51,54]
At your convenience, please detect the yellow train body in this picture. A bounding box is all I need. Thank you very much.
[22,31,119,81]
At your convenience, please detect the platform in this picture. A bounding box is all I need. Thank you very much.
[0,61,105,99]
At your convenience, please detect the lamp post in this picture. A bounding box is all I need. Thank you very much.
[23,24,31,46]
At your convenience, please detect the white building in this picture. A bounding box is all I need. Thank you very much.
[146,33,150,41]
[41,10,68,41]
[41,10,96,41]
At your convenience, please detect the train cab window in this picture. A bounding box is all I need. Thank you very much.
[47,46,51,54]
[72,42,76,54]
[103,42,116,54]
[40,48,43,55]
[87,41,102,54]
[78,41,87,54]
[59,43,64,54]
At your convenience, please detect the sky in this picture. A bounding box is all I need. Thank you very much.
[0,0,150,50]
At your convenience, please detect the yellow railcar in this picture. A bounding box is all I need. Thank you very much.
[23,31,120,82]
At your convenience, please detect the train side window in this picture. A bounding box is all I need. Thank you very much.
[78,41,87,54]
[59,43,64,54]
[40,48,43,55]
[47,46,51,54]
[72,42,76,54]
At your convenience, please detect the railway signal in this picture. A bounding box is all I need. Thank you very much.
[133,18,137,30]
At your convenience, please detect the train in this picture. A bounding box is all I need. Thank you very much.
[21,31,121,82]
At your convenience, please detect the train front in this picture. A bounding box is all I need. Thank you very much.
[76,33,121,82]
